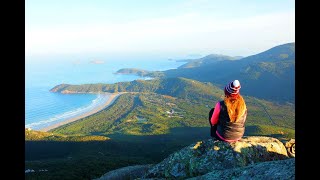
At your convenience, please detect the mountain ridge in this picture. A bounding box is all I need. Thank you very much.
[177,54,242,69]
[107,42,295,104]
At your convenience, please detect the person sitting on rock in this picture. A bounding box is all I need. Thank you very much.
[208,80,247,142]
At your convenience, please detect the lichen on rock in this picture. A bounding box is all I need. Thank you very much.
[143,136,291,179]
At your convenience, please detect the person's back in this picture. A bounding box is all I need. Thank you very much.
[209,80,247,142]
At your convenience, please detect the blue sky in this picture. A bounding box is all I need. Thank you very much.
[26,0,295,58]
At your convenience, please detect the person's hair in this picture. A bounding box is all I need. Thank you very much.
[224,94,246,122]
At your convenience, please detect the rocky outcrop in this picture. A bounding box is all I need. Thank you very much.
[143,136,291,179]
[95,136,295,180]
[50,84,70,93]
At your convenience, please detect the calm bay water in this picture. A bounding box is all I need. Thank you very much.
[25,54,185,130]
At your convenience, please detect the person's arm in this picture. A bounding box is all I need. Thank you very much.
[210,102,221,125]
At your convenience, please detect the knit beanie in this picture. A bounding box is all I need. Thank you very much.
[224,80,241,96]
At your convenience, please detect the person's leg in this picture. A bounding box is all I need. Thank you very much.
[208,108,214,123]
[208,108,222,141]
[208,108,215,138]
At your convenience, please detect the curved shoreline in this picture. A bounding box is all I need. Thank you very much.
[40,92,125,132]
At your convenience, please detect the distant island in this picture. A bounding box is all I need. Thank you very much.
[115,68,164,78]
[90,60,105,64]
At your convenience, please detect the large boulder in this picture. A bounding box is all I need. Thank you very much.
[143,136,290,179]
[187,158,295,180]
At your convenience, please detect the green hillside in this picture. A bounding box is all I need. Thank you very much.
[25,128,110,141]
[49,77,294,138]
[51,77,222,102]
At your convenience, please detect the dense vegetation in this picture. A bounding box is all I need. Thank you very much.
[25,128,110,141]
[48,76,295,138]
[50,77,222,102]
[50,94,294,138]
[26,127,212,180]
[49,77,294,138]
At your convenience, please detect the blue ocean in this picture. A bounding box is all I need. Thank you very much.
[25,54,185,130]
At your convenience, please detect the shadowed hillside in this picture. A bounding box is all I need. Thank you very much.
[25,129,295,180]
[164,43,295,103]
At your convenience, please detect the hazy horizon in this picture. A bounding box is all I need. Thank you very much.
[26,0,295,61]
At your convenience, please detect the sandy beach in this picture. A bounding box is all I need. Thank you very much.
[40,92,125,132]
